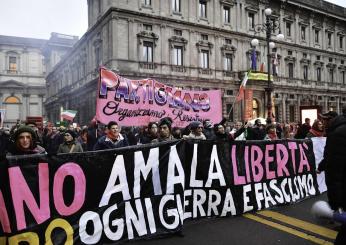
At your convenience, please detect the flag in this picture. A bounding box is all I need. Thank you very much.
[236,71,251,102]
[61,110,77,121]
[272,52,279,76]
[0,109,5,128]
[251,50,257,71]
[260,62,265,72]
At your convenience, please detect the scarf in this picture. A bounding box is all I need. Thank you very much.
[309,128,324,137]
[268,132,278,140]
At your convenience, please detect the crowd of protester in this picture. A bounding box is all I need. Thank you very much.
[0,111,338,158]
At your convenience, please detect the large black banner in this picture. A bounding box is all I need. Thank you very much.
[0,139,318,244]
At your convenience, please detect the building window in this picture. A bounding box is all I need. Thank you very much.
[226,90,233,96]
[252,99,259,119]
[289,105,295,122]
[329,69,334,83]
[199,0,207,18]
[341,71,345,84]
[315,30,320,44]
[174,29,182,36]
[288,50,292,56]
[143,41,153,62]
[143,0,151,6]
[173,46,183,66]
[248,12,255,29]
[172,0,181,12]
[200,50,209,69]
[288,63,294,78]
[286,22,291,37]
[301,26,306,41]
[317,55,320,60]
[303,65,308,80]
[95,46,101,66]
[303,53,307,58]
[201,34,208,40]
[9,56,17,72]
[223,6,230,24]
[340,36,344,49]
[317,67,321,81]
[327,33,332,47]
[224,54,233,71]
[226,104,233,121]
[225,38,232,44]
[143,24,152,31]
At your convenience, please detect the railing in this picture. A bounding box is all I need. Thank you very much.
[199,68,212,75]
[170,65,186,73]
[139,62,157,70]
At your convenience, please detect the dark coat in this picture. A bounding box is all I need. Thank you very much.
[93,134,129,151]
[324,115,346,210]
[295,123,311,139]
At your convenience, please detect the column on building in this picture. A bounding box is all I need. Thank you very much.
[297,94,301,122]
[22,94,29,119]
[282,93,287,122]
[337,96,340,114]
[324,96,328,112]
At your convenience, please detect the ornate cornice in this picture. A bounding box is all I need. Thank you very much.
[220,44,237,55]
[137,31,159,46]
[196,40,214,53]
[168,36,188,49]
[284,56,296,63]
[300,58,311,65]
[313,61,324,67]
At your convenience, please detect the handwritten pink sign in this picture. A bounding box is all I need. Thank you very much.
[96,68,222,127]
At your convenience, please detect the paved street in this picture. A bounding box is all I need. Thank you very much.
[129,193,338,245]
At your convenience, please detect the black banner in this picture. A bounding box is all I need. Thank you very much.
[0,139,318,244]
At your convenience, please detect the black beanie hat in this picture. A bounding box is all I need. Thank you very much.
[65,130,77,139]
[13,126,36,141]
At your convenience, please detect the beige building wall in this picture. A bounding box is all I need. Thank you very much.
[46,0,346,125]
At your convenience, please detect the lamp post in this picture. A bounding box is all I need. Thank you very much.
[251,8,284,122]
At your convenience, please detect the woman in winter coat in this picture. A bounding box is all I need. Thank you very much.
[305,120,324,138]
[57,130,84,153]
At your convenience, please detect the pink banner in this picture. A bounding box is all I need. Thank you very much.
[96,67,222,127]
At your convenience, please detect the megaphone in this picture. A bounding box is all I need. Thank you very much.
[311,201,346,224]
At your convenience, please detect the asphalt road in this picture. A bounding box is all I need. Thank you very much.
[128,193,338,245]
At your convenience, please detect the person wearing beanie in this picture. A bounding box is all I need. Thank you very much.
[93,121,129,150]
[7,125,46,156]
[183,121,206,140]
[203,119,215,139]
[152,117,175,142]
[57,130,84,153]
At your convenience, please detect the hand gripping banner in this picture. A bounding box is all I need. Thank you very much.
[0,139,318,244]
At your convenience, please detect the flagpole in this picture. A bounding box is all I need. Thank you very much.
[228,70,250,120]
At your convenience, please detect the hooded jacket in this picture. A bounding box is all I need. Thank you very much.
[324,115,346,210]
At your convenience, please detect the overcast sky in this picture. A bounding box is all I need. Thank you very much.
[0,0,345,40]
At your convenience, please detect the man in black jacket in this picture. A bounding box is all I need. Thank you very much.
[324,106,346,245]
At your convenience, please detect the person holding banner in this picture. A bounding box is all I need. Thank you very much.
[7,126,46,156]
[183,121,206,140]
[93,121,129,150]
[57,130,84,153]
[152,117,175,142]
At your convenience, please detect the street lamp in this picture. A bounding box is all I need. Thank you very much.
[251,8,284,122]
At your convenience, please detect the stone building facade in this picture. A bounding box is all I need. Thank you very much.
[45,0,346,125]
[0,33,77,127]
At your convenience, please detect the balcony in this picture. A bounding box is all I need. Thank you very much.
[198,68,212,75]
[170,65,186,73]
[139,62,157,70]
